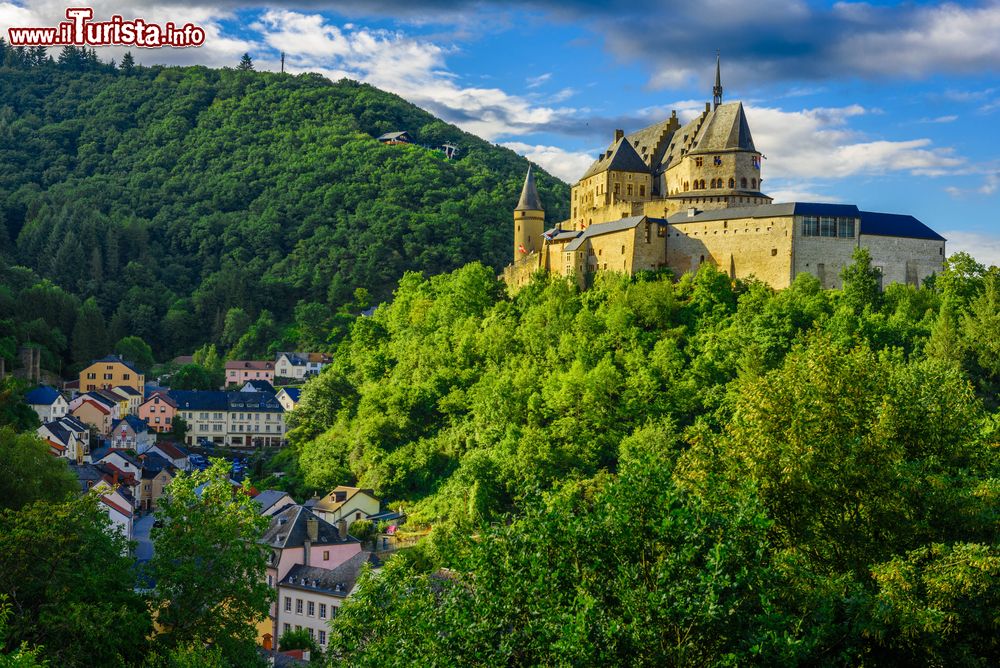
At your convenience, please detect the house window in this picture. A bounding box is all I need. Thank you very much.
[639,185,645,196]
[307,628,314,640]
[269,575,273,587]
[319,630,326,645]
[284,597,291,611]
[284,624,291,634]
[729,178,735,188]
[323,550,329,560]
[319,604,327,619]
[123,374,130,380]
[307,601,315,617]
[613,183,620,195]
[296,599,303,614]
[626,184,633,196]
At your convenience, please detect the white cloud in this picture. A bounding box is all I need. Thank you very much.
[918,115,959,124]
[501,141,596,182]
[939,230,1000,268]
[747,104,964,180]
[526,72,551,88]
[766,185,842,203]
[252,9,577,140]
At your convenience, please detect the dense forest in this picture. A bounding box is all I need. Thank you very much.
[0,44,567,375]
[275,250,998,665]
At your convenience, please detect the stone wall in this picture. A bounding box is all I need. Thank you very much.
[861,234,945,287]
[666,214,794,287]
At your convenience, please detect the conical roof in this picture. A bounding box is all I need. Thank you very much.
[515,164,544,211]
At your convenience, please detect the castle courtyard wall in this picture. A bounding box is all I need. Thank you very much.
[860,235,945,287]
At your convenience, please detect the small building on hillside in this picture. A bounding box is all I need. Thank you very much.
[72,397,114,435]
[226,361,275,387]
[79,355,145,393]
[110,415,155,451]
[275,353,331,381]
[25,385,68,423]
[312,486,381,525]
[377,131,411,145]
[253,489,297,517]
[276,388,301,412]
[138,390,177,433]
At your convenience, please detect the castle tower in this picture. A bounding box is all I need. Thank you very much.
[514,165,545,262]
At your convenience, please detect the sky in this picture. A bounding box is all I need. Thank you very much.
[3,0,999,264]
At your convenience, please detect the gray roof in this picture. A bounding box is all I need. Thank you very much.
[261,505,356,549]
[691,102,756,153]
[253,489,293,514]
[624,116,679,171]
[515,165,544,211]
[70,462,103,492]
[279,551,372,597]
[565,216,667,252]
[580,136,650,180]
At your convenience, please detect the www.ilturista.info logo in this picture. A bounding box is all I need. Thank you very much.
[7,8,205,48]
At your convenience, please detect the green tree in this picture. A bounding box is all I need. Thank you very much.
[119,50,135,72]
[70,297,108,365]
[348,518,376,548]
[277,628,318,653]
[150,460,272,665]
[221,308,251,349]
[237,53,254,71]
[114,335,154,372]
[0,497,151,666]
[0,427,75,511]
[0,596,46,667]
[170,364,220,391]
[170,414,189,442]
[840,247,883,314]
[0,379,39,432]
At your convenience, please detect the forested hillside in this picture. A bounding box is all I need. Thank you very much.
[283,251,1000,665]
[0,46,568,373]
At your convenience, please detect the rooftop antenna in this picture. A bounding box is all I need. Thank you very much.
[713,50,723,110]
[280,52,285,73]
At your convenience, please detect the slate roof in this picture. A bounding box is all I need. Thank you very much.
[26,385,62,406]
[112,414,149,434]
[225,360,274,371]
[227,391,283,412]
[168,390,229,411]
[261,505,355,549]
[140,452,175,479]
[580,136,650,180]
[112,385,142,397]
[314,486,380,514]
[77,397,112,415]
[623,117,678,171]
[278,550,372,597]
[253,489,294,515]
[564,216,668,252]
[71,462,103,492]
[141,391,177,408]
[860,211,946,241]
[280,388,301,402]
[242,380,276,394]
[92,355,142,375]
[690,102,756,153]
[43,421,71,447]
[515,165,544,211]
[58,415,89,432]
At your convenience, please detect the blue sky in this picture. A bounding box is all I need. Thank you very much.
[3,0,999,263]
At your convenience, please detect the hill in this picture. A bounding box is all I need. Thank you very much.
[0,47,569,372]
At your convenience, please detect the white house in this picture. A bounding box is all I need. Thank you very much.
[110,415,155,451]
[276,388,301,412]
[275,353,331,381]
[25,386,69,423]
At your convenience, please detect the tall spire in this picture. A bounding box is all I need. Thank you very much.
[515,164,544,211]
[713,51,723,110]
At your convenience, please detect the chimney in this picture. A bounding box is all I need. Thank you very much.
[614,128,624,142]
[306,516,318,542]
[687,207,698,218]
[705,102,711,113]
[337,519,348,541]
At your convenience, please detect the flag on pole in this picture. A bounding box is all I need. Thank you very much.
[518,243,528,254]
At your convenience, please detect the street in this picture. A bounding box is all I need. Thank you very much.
[134,512,154,563]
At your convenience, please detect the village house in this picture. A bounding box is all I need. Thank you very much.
[241,379,277,394]
[274,353,332,381]
[253,489,297,517]
[376,130,411,145]
[138,390,177,433]
[276,388,300,412]
[275,551,372,650]
[110,415,155,451]
[71,396,114,435]
[79,355,145,393]
[257,505,363,651]
[139,452,175,511]
[170,389,286,447]
[313,486,381,525]
[144,441,190,470]
[25,386,69,423]
[111,385,143,415]
[225,360,275,387]
[37,415,90,462]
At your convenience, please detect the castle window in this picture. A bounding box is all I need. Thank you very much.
[820,216,835,237]
[684,181,689,190]
[695,157,704,167]
[771,248,778,256]
[729,178,735,188]
[700,179,706,189]
[751,178,757,189]
[740,177,747,188]
[639,185,646,197]
[627,184,633,196]
[614,183,620,195]
[837,219,856,238]
[621,245,626,254]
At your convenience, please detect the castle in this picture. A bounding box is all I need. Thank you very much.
[504,57,946,291]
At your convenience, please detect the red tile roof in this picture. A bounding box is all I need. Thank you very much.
[99,495,133,518]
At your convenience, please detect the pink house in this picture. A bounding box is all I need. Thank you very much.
[138,391,177,433]
[225,360,275,387]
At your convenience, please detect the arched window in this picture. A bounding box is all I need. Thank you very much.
[740,177,747,188]
[751,178,757,189]
[700,179,706,189]
[684,181,690,190]
[728,177,735,188]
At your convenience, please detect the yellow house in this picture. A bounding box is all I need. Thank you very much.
[313,486,381,525]
[79,355,145,393]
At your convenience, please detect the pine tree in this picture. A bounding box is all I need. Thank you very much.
[237,52,254,71]
[120,51,135,73]
[71,297,109,365]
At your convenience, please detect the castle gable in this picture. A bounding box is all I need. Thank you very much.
[565,215,664,251]
[624,117,678,170]
[657,113,707,171]
[580,136,650,180]
[692,102,755,153]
